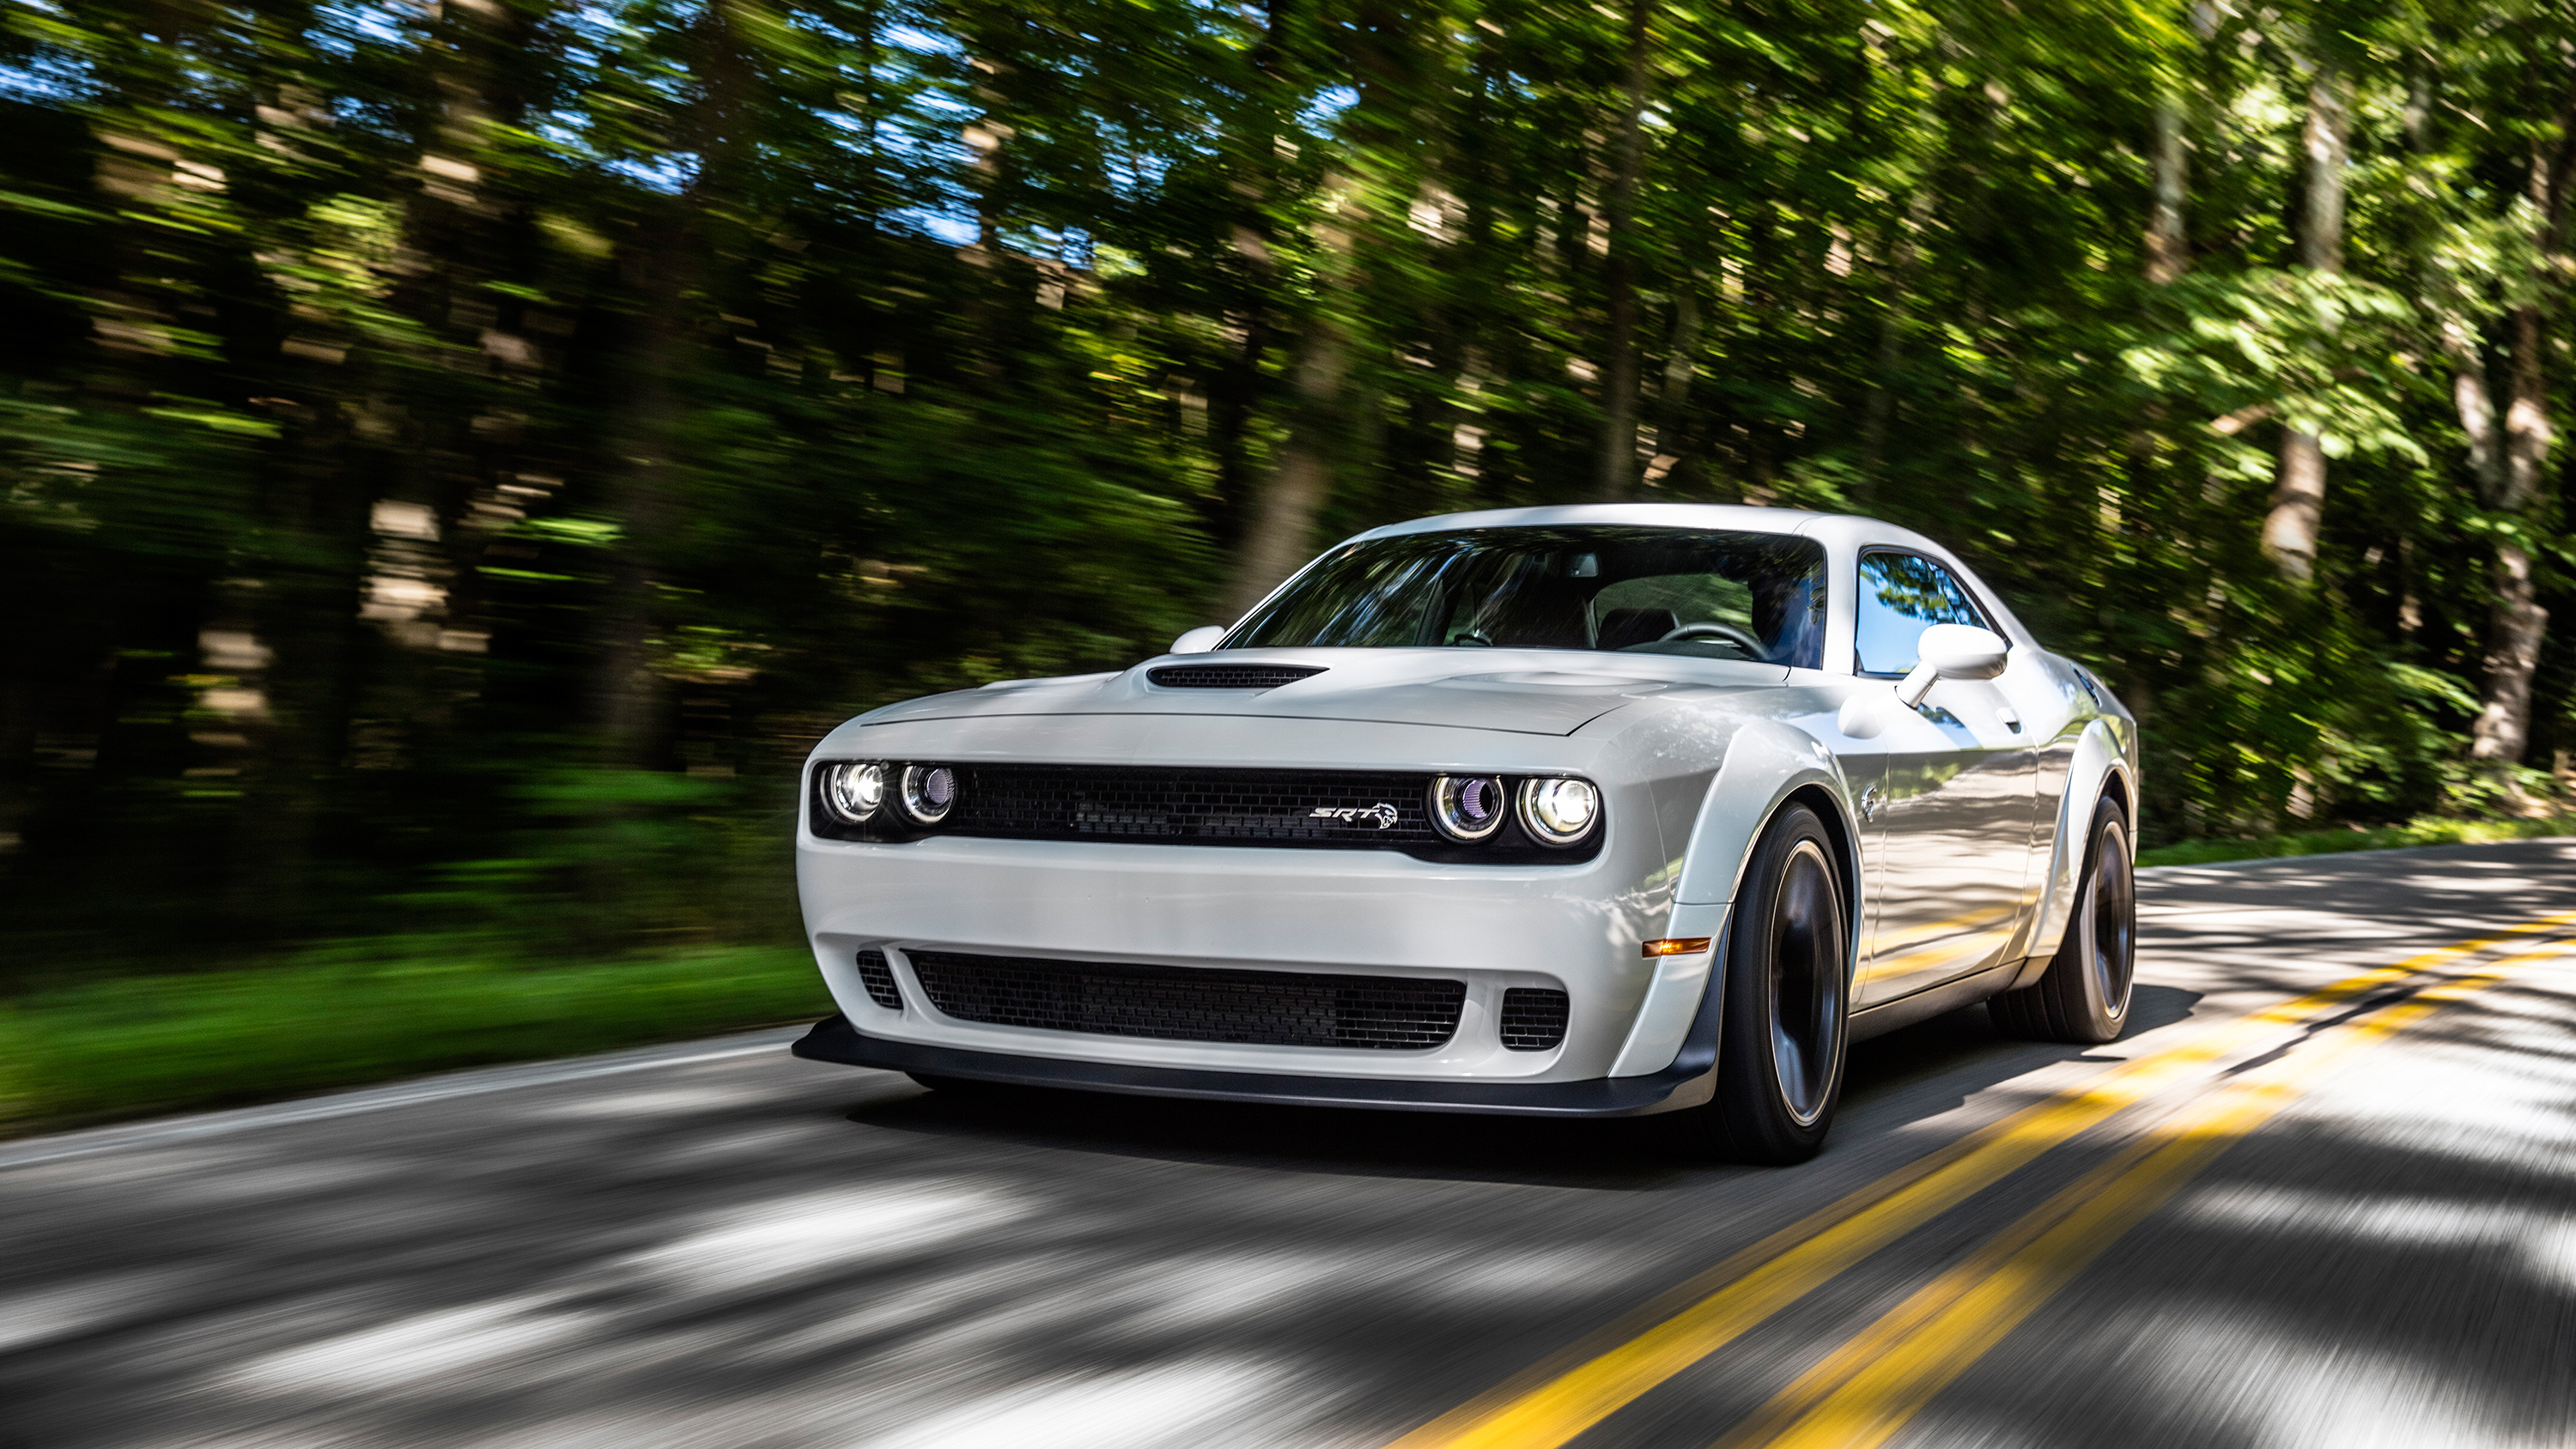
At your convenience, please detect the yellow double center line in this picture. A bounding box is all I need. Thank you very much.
[1388,910,2576,1449]
[1725,937,2572,1449]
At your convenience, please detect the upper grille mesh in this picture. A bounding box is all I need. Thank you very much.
[1145,664,1327,689]
[943,765,1442,846]
[908,950,1465,1050]
[1498,987,1571,1050]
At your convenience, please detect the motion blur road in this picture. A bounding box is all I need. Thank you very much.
[6,843,2576,1449]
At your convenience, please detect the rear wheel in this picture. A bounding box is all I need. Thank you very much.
[1677,803,1850,1164]
[1991,797,2136,1044]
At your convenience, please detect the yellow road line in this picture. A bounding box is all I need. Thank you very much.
[1705,1131,2170,1449]
[1385,911,2576,1449]
[1740,939,2573,1449]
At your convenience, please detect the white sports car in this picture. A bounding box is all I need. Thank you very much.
[792,504,2139,1161]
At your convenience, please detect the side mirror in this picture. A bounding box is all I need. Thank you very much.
[1896,624,2009,707]
[1169,625,1226,655]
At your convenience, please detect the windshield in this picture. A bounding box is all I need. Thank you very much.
[1225,526,1827,667]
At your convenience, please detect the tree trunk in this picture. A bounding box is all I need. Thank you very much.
[2144,99,2189,284]
[2261,62,2350,584]
[1643,287,1701,491]
[596,6,750,770]
[2470,536,2546,777]
[1221,213,1351,617]
[1592,0,1653,501]
[1206,0,1292,555]
[2469,105,2576,773]
[1216,0,1356,619]
[593,234,692,770]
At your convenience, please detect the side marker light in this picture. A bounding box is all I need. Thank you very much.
[1642,937,1714,957]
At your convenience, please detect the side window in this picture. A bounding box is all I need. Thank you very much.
[1855,552,1990,676]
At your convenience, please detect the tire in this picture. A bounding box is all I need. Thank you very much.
[1991,797,2136,1045]
[1677,802,1851,1165]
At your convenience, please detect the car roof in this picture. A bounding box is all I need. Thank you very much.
[1352,502,1826,541]
[1352,502,1946,559]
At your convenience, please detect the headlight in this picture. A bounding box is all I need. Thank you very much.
[1429,774,1508,842]
[1517,776,1600,846]
[899,764,957,825]
[821,762,885,822]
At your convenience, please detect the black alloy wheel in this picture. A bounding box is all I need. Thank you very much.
[1686,802,1850,1164]
[1992,797,2136,1045]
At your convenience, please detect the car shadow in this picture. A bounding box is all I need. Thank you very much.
[841,1080,1695,1190]
[833,984,2204,1188]
[1839,984,2202,1125]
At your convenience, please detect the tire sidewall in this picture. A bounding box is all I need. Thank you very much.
[1706,803,1850,1163]
[2064,800,2136,1038]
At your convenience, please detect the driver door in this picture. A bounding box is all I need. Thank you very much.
[1851,551,2037,1007]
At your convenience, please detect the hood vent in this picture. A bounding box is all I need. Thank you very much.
[1145,663,1326,689]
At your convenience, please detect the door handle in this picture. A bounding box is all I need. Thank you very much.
[1997,707,2021,733]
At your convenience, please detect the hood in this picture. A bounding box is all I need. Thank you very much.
[854,648,1792,737]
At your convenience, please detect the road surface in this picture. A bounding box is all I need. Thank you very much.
[5,841,2574,1448]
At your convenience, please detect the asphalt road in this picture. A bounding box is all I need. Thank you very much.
[6,841,2575,1449]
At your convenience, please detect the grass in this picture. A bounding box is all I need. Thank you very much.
[0,943,831,1137]
[2136,814,2576,869]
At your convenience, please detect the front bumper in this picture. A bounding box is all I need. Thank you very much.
[791,1011,1721,1118]
[793,712,1731,1084]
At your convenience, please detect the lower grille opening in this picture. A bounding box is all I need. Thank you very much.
[1499,988,1571,1050]
[907,950,1465,1051]
[854,949,903,1010]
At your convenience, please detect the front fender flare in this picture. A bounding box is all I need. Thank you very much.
[1674,719,1860,907]
[1607,720,1861,1078]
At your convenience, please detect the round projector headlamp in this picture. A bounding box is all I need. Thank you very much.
[1429,774,1508,842]
[822,762,885,823]
[899,764,957,825]
[1517,776,1601,846]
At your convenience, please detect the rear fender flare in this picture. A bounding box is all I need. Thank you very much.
[2011,717,2134,988]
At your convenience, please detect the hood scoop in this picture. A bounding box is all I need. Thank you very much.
[1145,663,1327,689]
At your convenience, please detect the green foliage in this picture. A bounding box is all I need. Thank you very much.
[2,0,2574,1013]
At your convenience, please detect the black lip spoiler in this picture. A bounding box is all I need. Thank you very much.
[789,1003,1722,1119]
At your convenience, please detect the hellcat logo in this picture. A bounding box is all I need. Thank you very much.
[1310,803,1400,829]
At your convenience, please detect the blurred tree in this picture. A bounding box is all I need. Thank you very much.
[5,0,2576,981]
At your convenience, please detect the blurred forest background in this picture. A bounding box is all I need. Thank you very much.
[7,0,2576,990]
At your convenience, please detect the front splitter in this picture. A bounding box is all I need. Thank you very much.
[790,1013,1715,1118]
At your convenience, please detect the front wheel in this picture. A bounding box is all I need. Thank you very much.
[1990,797,2136,1044]
[1676,803,1851,1164]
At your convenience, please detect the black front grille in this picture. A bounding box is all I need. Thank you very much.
[1499,988,1571,1050]
[1145,664,1327,689]
[854,949,902,1009]
[907,950,1466,1050]
[810,763,1603,862]
[946,764,1443,846]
